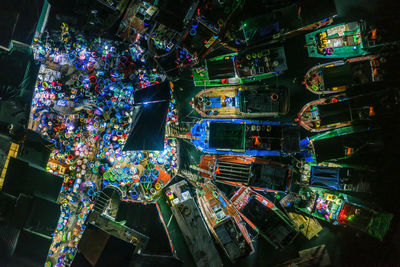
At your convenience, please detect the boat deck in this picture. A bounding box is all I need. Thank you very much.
[171,198,223,267]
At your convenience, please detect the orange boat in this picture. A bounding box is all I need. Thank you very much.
[196,155,292,192]
[196,182,254,262]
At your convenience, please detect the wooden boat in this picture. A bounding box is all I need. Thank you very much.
[193,45,287,86]
[296,88,400,132]
[165,180,223,267]
[196,155,292,192]
[192,85,289,118]
[303,55,384,94]
[190,119,299,156]
[294,187,393,241]
[305,21,368,58]
[196,182,254,262]
[230,187,297,249]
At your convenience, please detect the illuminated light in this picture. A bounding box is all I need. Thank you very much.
[331,98,338,103]
[369,106,375,116]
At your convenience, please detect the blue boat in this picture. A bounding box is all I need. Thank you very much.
[190,119,299,156]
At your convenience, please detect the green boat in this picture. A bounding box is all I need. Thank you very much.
[193,45,287,86]
[293,187,393,241]
[305,21,368,58]
[300,125,383,167]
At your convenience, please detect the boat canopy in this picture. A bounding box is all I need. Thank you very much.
[310,166,341,190]
[322,60,372,88]
[239,89,280,113]
[209,122,245,150]
[241,198,296,247]
[318,101,352,126]
[249,163,289,191]
[207,57,236,80]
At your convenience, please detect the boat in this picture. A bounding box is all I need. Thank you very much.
[293,186,393,241]
[147,1,199,58]
[165,180,223,267]
[195,155,292,192]
[196,181,254,262]
[193,45,287,86]
[296,88,400,132]
[230,187,297,249]
[224,3,336,49]
[117,1,158,43]
[148,23,184,58]
[303,55,385,94]
[192,85,289,118]
[304,21,368,58]
[306,165,371,193]
[305,20,400,58]
[300,126,384,165]
[177,0,245,66]
[190,119,299,156]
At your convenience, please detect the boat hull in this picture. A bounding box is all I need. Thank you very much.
[231,187,297,248]
[166,180,223,267]
[303,55,382,94]
[191,119,299,156]
[198,155,292,192]
[295,187,392,240]
[305,21,367,58]
[193,85,289,118]
[193,46,287,86]
[196,182,254,262]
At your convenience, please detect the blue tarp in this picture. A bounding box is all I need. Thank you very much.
[310,166,340,190]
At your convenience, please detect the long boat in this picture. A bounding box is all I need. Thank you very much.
[299,125,384,165]
[305,21,369,58]
[222,1,336,49]
[303,55,384,94]
[230,187,297,249]
[195,155,292,192]
[192,85,289,118]
[190,119,299,156]
[293,186,392,241]
[165,180,223,267]
[196,182,254,262]
[193,45,287,86]
[296,88,400,132]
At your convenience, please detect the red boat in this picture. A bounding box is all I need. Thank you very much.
[196,155,292,192]
[231,187,297,249]
[197,182,254,262]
